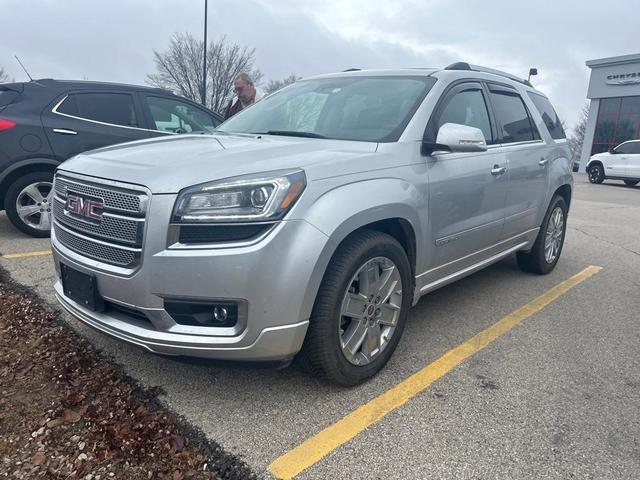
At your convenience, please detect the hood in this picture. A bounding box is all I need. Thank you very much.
[58,133,379,193]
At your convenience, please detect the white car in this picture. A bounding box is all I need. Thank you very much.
[586,139,640,186]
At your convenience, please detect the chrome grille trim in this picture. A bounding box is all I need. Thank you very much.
[53,173,149,269]
[54,175,146,216]
[53,197,143,246]
[54,221,141,268]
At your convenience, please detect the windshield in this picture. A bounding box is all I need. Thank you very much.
[217,75,436,142]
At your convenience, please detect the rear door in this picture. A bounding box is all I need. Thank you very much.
[139,94,221,135]
[487,83,547,239]
[41,91,150,160]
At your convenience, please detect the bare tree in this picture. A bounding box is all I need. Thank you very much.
[0,66,10,83]
[148,33,262,114]
[264,74,299,96]
[569,103,590,161]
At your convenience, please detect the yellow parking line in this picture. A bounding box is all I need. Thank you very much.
[0,250,52,259]
[269,265,603,480]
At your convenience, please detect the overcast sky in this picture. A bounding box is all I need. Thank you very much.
[2,0,639,128]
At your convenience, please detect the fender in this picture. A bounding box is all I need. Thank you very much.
[585,157,603,171]
[0,157,60,185]
[538,153,573,226]
[293,177,426,322]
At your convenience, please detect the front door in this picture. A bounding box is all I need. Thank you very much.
[425,82,507,273]
[42,91,150,160]
[626,142,640,179]
[607,152,627,177]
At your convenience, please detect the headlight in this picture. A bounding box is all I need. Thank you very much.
[172,169,306,223]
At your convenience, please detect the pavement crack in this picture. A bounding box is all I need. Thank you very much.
[569,226,640,258]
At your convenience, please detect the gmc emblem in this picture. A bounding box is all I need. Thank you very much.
[65,192,104,223]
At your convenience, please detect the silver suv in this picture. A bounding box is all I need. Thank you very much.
[51,63,572,385]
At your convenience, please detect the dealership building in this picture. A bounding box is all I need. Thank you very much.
[579,53,640,171]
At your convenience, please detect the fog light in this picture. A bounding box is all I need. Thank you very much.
[165,301,238,327]
[213,306,228,322]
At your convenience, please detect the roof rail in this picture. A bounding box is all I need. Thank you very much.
[342,68,361,72]
[444,62,532,87]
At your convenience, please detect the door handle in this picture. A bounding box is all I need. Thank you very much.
[491,165,507,176]
[539,157,549,166]
[53,128,78,135]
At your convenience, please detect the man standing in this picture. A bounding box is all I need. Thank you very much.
[224,73,257,120]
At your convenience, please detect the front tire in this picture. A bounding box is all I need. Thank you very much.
[624,180,639,186]
[299,230,412,386]
[4,171,54,237]
[588,164,605,184]
[517,195,568,275]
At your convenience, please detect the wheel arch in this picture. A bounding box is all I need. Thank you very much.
[585,159,604,171]
[296,179,425,322]
[0,159,59,210]
[554,183,572,211]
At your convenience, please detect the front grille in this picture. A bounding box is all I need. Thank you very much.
[53,198,141,246]
[55,225,138,267]
[54,176,145,215]
[104,301,151,323]
[53,174,147,269]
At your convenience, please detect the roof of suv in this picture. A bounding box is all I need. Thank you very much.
[306,63,540,94]
[31,78,171,94]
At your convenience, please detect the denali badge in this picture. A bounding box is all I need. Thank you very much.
[65,192,104,222]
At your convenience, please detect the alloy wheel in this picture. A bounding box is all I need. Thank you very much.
[15,182,53,231]
[339,256,403,366]
[544,206,564,264]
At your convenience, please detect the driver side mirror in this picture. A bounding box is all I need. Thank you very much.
[609,147,617,154]
[422,123,488,155]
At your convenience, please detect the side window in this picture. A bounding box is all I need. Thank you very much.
[146,96,218,133]
[436,88,493,144]
[615,143,633,154]
[630,143,640,154]
[68,93,139,127]
[489,88,539,143]
[56,95,79,116]
[528,92,566,140]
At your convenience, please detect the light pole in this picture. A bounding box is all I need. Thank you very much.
[202,0,208,106]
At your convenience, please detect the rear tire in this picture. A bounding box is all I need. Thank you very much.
[587,164,605,184]
[624,180,639,186]
[4,171,54,238]
[298,230,412,386]
[517,195,567,275]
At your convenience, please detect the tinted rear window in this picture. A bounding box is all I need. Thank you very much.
[57,93,138,127]
[528,92,566,140]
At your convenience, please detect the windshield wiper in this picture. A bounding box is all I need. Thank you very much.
[261,130,327,139]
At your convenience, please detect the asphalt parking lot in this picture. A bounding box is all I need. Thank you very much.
[1,173,639,479]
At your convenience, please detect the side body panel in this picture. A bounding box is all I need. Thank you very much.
[627,151,640,179]
[606,152,627,176]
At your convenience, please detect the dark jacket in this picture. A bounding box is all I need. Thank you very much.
[224,98,244,120]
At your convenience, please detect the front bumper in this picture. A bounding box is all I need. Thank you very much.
[51,193,329,361]
[54,281,308,360]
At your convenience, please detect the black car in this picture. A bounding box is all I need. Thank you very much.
[0,79,223,237]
